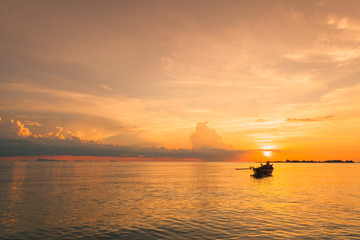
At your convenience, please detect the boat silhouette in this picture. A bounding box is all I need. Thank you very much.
[235,161,274,178]
[251,161,273,178]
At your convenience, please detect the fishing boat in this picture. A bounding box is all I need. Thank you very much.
[251,161,273,178]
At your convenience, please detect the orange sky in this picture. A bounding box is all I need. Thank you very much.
[0,0,360,162]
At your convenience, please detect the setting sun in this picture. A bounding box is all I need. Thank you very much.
[263,151,272,157]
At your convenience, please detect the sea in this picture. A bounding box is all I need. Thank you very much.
[0,161,359,239]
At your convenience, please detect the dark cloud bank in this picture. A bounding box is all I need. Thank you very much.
[0,137,247,161]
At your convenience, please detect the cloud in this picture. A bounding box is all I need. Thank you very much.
[286,118,318,122]
[33,126,81,141]
[23,120,41,126]
[15,120,32,137]
[286,116,334,122]
[0,119,247,161]
[0,137,247,161]
[99,84,112,91]
[2,1,360,162]
[0,115,86,142]
[190,122,233,150]
[0,117,32,138]
[0,113,142,145]
[327,15,360,31]
[254,119,267,122]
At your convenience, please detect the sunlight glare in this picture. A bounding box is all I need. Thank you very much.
[261,145,277,158]
[263,151,272,157]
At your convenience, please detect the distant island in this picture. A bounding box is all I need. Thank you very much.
[272,159,355,163]
[36,158,60,162]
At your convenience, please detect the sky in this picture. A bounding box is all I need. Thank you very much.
[1,0,360,162]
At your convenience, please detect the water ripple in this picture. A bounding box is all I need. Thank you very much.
[1,162,360,239]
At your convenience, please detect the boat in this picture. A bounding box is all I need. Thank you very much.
[251,161,274,178]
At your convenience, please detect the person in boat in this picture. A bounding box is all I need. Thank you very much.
[265,161,273,168]
[261,161,273,168]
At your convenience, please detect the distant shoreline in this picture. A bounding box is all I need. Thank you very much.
[271,160,355,163]
[0,158,358,163]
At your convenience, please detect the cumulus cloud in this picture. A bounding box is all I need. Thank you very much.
[33,126,80,140]
[0,115,86,142]
[16,120,32,137]
[190,122,233,150]
[0,117,32,138]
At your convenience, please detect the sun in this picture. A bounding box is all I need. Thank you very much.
[261,145,277,158]
[263,151,272,157]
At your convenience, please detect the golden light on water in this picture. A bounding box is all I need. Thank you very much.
[2,162,360,239]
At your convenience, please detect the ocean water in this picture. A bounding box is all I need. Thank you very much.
[0,161,359,239]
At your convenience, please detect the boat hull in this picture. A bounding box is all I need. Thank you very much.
[251,166,273,178]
